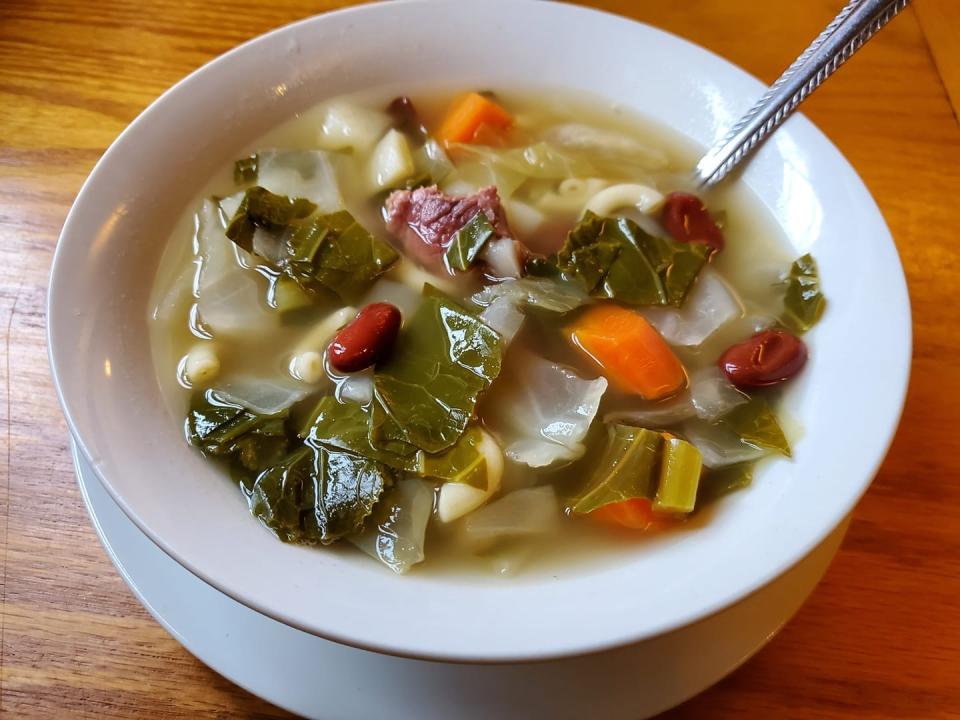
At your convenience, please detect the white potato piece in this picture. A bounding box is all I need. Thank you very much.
[370,129,415,190]
[183,342,220,385]
[437,429,503,523]
[584,182,665,217]
[317,101,391,152]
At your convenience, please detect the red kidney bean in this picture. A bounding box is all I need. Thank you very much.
[386,96,427,140]
[718,330,808,388]
[660,192,725,251]
[327,303,402,373]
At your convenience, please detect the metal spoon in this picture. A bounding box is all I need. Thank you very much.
[694,0,910,188]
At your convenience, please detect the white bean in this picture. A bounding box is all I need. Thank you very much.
[289,351,325,384]
[183,343,220,385]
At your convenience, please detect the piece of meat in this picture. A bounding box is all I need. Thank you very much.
[384,185,521,273]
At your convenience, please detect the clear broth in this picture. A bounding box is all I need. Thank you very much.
[149,87,795,577]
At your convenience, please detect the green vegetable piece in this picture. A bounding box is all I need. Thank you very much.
[444,212,495,272]
[301,396,488,488]
[245,443,390,545]
[225,186,316,252]
[234,154,259,185]
[782,253,826,332]
[716,398,791,457]
[419,425,488,488]
[271,275,315,313]
[568,424,661,515]
[697,463,754,504]
[653,437,703,514]
[285,210,400,302]
[556,211,711,307]
[186,389,289,472]
[371,291,503,454]
[300,396,418,470]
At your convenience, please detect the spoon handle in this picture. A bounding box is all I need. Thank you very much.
[694,0,909,188]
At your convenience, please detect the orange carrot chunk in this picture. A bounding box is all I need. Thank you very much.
[591,499,658,530]
[435,92,513,147]
[568,304,686,400]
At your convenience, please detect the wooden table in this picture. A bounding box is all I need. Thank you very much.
[3,0,958,717]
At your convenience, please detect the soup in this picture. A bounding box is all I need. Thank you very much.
[148,88,825,575]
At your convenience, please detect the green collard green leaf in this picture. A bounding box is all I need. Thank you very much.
[444,212,495,272]
[302,396,489,488]
[715,398,791,457]
[371,292,503,454]
[782,254,826,333]
[300,395,417,470]
[245,443,390,545]
[225,186,316,253]
[224,186,398,303]
[556,211,711,307]
[568,424,661,515]
[284,210,399,302]
[186,390,289,472]
[234,154,259,185]
[697,463,754,505]
[419,425,488,488]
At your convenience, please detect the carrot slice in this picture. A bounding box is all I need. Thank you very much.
[568,304,686,400]
[591,499,658,530]
[436,92,513,147]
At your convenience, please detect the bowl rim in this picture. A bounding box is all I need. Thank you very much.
[49,0,912,663]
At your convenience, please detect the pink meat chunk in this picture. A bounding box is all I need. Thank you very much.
[384,185,517,269]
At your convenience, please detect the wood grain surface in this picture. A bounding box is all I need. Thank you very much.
[2,0,959,717]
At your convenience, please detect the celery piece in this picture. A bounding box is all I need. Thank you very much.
[654,437,703,514]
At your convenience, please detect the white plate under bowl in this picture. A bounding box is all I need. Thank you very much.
[49,0,911,662]
[73,438,847,719]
